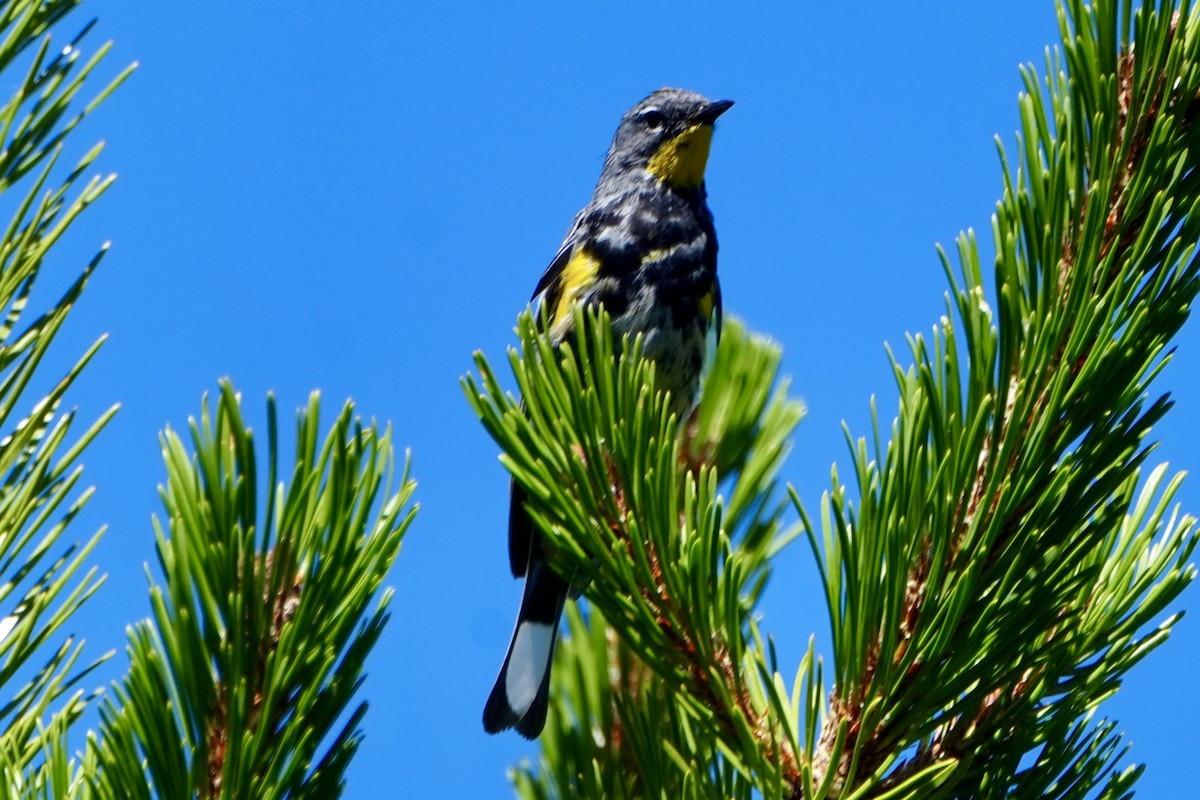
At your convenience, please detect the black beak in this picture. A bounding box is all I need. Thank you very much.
[697,99,734,124]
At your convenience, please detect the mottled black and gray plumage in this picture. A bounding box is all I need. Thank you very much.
[483,88,732,739]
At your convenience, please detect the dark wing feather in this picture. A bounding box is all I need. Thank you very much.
[508,479,533,577]
[712,275,723,344]
[509,225,583,577]
[532,209,588,308]
[532,240,573,305]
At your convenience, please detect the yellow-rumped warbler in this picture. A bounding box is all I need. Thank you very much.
[483,88,732,738]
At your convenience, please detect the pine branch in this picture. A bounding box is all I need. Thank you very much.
[467,314,807,796]
[0,0,131,790]
[86,382,415,799]
[807,1,1200,796]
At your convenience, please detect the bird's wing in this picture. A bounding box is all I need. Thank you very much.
[710,274,723,344]
[508,479,533,577]
[508,226,585,577]
[531,208,591,321]
[532,239,575,306]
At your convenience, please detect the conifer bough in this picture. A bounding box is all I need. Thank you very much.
[88,384,415,799]
[0,0,131,793]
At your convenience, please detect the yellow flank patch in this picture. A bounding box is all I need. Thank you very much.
[698,287,715,320]
[552,247,601,327]
[647,123,715,188]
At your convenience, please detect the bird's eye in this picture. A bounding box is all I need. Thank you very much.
[638,109,664,129]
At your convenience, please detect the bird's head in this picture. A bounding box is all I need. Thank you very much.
[604,88,733,190]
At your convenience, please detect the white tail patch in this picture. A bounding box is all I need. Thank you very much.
[506,621,554,716]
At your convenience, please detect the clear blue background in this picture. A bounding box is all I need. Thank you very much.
[31,1,1198,795]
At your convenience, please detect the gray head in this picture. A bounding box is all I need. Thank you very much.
[601,88,734,190]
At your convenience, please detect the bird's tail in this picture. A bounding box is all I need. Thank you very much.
[482,558,570,739]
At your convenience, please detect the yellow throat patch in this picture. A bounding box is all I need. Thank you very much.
[647,123,714,189]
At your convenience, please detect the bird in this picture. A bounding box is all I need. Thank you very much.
[482,87,733,739]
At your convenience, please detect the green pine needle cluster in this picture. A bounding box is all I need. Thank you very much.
[0,0,129,793]
[466,1,1200,798]
[87,383,415,798]
[808,1,1200,794]
[466,312,804,798]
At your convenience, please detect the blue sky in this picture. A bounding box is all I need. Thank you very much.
[34,1,1199,796]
